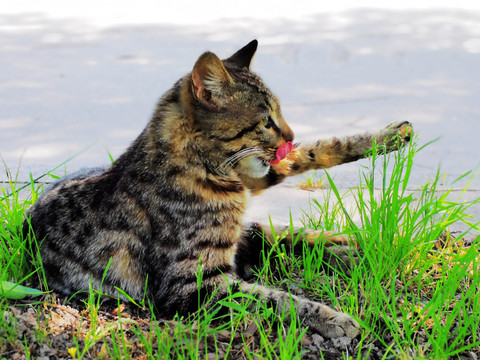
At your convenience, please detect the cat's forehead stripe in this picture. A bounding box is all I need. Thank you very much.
[245,73,279,113]
[268,98,278,112]
[232,69,275,100]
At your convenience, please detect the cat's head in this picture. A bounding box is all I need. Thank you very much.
[191,40,294,178]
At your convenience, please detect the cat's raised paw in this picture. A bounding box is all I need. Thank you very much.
[380,121,413,151]
[388,120,413,140]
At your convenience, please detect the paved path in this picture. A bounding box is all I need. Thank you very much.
[1,5,479,231]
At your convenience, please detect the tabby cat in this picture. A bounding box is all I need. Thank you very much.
[24,40,412,339]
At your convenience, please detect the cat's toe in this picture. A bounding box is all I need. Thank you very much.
[387,121,413,140]
[387,120,410,129]
[397,121,413,142]
[330,312,361,339]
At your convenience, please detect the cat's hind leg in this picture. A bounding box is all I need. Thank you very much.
[262,224,358,274]
[235,223,358,280]
[260,223,352,248]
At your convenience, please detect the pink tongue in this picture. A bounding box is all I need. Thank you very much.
[270,141,293,165]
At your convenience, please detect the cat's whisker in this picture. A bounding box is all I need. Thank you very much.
[226,149,263,164]
[217,147,266,172]
[226,148,264,164]
[223,147,262,164]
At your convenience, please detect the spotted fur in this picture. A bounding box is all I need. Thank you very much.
[24,40,412,339]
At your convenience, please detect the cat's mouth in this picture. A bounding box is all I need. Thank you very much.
[220,143,293,178]
[269,141,294,165]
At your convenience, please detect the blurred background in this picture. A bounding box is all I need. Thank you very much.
[1,1,480,225]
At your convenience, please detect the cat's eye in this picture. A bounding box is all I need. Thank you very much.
[262,116,275,129]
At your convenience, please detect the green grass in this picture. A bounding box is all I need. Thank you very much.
[1,140,479,359]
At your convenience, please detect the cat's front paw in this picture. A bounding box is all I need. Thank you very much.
[386,120,413,142]
[380,121,413,151]
[309,307,361,339]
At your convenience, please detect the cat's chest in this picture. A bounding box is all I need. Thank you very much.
[148,180,248,266]
[147,174,248,233]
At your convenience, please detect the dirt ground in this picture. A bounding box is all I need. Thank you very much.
[2,285,479,360]
[2,298,365,360]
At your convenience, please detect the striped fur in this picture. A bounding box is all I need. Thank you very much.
[24,40,412,339]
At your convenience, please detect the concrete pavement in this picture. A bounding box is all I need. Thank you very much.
[1,5,479,232]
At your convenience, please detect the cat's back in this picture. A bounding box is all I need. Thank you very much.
[25,160,156,296]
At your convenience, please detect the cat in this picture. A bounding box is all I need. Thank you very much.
[24,40,412,339]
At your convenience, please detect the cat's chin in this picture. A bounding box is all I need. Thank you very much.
[236,157,271,178]
[245,165,270,178]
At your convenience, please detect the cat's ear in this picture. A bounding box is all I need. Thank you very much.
[192,51,232,108]
[224,39,258,69]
